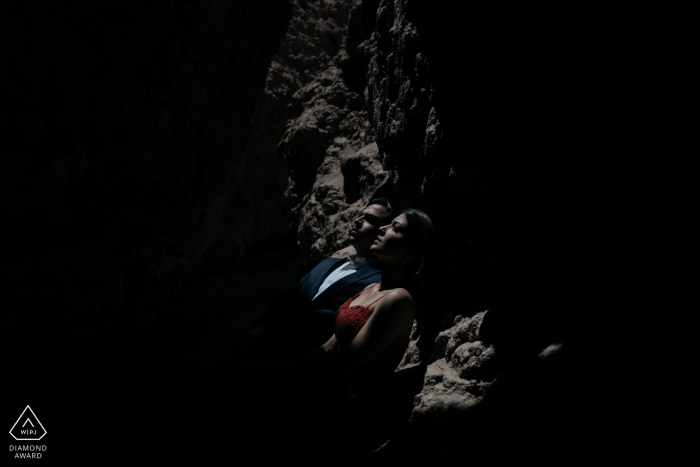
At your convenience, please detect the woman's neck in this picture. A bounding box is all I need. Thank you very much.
[377,260,408,291]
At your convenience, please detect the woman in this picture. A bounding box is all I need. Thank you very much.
[302,208,436,402]
[167,209,435,463]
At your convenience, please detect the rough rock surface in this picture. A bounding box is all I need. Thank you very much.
[237,0,354,238]
[413,358,491,416]
[281,0,387,262]
[412,312,495,416]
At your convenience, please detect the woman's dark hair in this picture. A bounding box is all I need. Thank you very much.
[401,208,436,292]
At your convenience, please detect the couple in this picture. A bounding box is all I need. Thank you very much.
[241,197,435,401]
[147,198,435,463]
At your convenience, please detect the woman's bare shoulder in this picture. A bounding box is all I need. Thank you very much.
[378,288,415,311]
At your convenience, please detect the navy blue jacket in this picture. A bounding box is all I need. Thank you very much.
[253,257,381,355]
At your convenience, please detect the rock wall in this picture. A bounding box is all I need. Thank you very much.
[2,1,292,338]
[237,0,354,242]
[281,0,387,262]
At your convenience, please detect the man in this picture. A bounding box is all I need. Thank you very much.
[240,197,394,359]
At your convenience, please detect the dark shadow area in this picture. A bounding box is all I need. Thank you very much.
[2,1,295,463]
[342,156,364,203]
[3,241,304,465]
[131,355,429,465]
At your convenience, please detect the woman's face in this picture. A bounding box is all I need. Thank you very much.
[370,213,416,262]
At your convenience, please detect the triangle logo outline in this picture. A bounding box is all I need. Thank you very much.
[9,405,47,441]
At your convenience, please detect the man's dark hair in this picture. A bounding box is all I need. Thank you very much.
[367,197,392,217]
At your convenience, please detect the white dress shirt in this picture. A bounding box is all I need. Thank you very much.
[312,254,380,301]
[247,254,379,338]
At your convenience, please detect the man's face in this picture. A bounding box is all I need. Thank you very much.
[349,204,391,253]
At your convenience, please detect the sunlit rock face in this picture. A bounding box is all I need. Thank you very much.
[237,0,354,248]
[235,0,387,264]
[281,0,388,262]
[3,0,292,336]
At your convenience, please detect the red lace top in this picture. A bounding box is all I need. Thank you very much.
[334,283,410,400]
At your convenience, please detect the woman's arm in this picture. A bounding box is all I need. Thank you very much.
[341,290,415,375]
[304,334,341,361]
[290,290,415,379]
